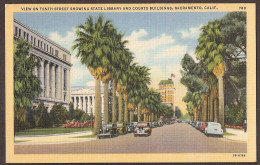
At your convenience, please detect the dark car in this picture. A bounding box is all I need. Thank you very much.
[134,121,152,137]
[117,123,128,134]
[97,123,118,139]
[127,123,135,133]
[166,120,171,125]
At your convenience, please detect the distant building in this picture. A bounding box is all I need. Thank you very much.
[14,19,72,111]
[156,79,175,112]
[71,86,104,119]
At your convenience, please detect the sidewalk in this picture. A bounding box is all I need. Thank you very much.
[224,128,247,142]
[14,131,97,145]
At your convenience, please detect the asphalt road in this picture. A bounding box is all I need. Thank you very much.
[15,123,247,154]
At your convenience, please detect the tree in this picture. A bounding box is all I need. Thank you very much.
[73,108,85,121]
[35,102,52,128]
[50,104,69,126]
[175,106,182,119]
[14,39,42,132]
[80,113,90,123]
[72,15,112,134]
[69,102,74,120]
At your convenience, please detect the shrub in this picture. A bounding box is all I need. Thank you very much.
[50,104,69,126]
[35,102,52,128]
[80,113,90,123]
[73,109,84,121]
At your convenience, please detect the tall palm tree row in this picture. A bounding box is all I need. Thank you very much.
[73,14,176,133]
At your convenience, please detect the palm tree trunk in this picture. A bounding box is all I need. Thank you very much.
[93,78,101,135]
[124,95,128,123]
[137,103,141,122]
[218,76,225,131]
[103,82,109,124]
[118,92,122,123]
[209,94,214,122]
[112,79,116,123]
[214,99,218,122]
[130,110,133,122]
[203,99,207,121]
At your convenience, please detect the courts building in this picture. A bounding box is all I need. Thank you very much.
[14,19,72,111]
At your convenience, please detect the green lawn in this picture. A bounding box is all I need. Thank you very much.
[15,127,92,136]
[223,132,235,136]
[71,135,97,138]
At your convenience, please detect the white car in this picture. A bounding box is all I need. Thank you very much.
[204,122,223,137]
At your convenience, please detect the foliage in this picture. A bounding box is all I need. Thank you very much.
[14,108,31,132]
[158,79,173,85]
[73,108,85,121]
[80,113,90,123]
[35,102,52,128]
[14,38,42,110]
[50,104,69,126]
[175,106,182,119]
[69,102,74,120]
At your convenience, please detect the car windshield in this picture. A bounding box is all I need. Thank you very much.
[117,124,123,127]
[137,123,148,127]
[104,124,112,128]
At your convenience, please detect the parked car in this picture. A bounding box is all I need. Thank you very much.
[117,123,128,134]
[200,122,207,132]
[195,122,202,129]
[134,121,152,137]
[131,122,138,128]
[152,122,159,127]
[149,122,156,128]
[127,123,135,133]
[204,122,223,137]
[166,120,171,125]
[97,123,118,139]
[158,121,164,127]
[170,120,175,124]
[177,119,182,123]
[191,121,196,127]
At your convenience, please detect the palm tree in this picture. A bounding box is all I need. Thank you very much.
[196,21,225,128]
[72,15,112,135]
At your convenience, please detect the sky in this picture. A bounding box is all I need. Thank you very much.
[14,12,227,113]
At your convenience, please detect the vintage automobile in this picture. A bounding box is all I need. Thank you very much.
[97,123,118,139]
[131,122,138,128]
[158,121,164,127]
[166,120,171,125]
[127,123,135,133]
[134,121,152,137]
[204,122,223,137]
[117,123,128,134]
[152,121,159,127]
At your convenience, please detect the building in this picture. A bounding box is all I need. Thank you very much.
[71,86,104,119]
[156,79,175,112]
[14,19,72,111]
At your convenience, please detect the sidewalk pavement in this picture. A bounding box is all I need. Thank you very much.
[14,131,97,145]
[224,128,247,142]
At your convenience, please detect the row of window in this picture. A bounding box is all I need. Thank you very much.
[14,26,67,61]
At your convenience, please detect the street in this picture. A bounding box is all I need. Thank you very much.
[14,123,246,154]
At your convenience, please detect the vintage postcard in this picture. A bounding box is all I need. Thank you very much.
[5,3,256,163]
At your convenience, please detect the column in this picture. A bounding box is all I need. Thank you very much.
[79,97,82,110]
[40,59,45,97]
[88,96,91,115]
[67,69,71,103]
[61,66,64,101]
[82,96,86,112]
[73,96,77,109]
[56,65,61,100]
[51,64,55,98]
[45,61,50,98]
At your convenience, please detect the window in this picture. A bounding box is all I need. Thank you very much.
[15,27,18,36]
[38,40,40,47]
[55,50,59,56]
[44,43,46,50]
[63,54,66,61]
[24,32,26,39]
[34,38,36,45]
[41,41,42,48]
[19,29,21,37]
[47,45,48,51]
[31,36,33,43]
[26,33,29,42]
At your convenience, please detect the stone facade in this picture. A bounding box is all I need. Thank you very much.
[14,19,72,111]
[71,87,104,119]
